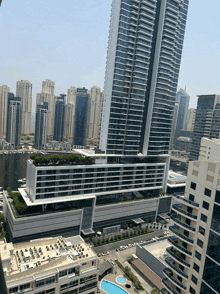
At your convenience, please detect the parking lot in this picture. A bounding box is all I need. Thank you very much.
[93,229,170,255]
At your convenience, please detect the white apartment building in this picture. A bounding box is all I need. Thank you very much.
[162,137,220,294]
[0,235,99,294]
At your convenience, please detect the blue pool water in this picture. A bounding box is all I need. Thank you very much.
[101,280,129,294]
[117,277,126,284]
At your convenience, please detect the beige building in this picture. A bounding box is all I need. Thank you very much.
[36,80,56,137]
[0,235,99,294]
[86,87,103,148]
[16,80,32,135]
[64,87,77,141]
[185,108,196,132]
[162,137,220,294]
[0,85,10,137]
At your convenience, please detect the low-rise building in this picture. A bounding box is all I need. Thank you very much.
[0,235,99,294]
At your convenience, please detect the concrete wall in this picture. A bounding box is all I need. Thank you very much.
[5,195,172,242]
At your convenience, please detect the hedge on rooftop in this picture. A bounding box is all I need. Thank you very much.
[30,153,94,166]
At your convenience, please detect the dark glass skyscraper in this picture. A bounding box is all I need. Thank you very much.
[53,94,66,142]
[189,95,220,161]
[35,102,48,149]
[6,94,22,149]
[72,88,90,146]
[99,0,189,156]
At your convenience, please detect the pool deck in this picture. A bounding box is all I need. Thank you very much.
[99,268,138,294]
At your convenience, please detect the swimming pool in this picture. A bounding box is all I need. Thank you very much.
[117,276,126,284]
[101,280,129,294]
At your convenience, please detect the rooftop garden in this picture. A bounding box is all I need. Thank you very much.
[30,153,94,166]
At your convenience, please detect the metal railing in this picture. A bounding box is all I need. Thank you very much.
[170,226,194,244]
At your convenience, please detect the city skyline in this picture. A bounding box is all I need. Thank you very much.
[1,0,220,114]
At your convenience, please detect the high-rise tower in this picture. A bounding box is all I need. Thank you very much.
[35,102,48,149]
[99,0,189,156]
[16,80,32,135]
[87,86,103,148]
[189,95,220,161]
[162,137,220,294]
[6,94,22,148]
[64,87,77,141]
[73,88,90,146]
[36,80,56,137]
[0,85,10,137]
[175,88,190,133]
[53,94,66,142]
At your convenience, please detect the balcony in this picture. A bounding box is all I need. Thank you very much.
[165,257,188,279]
[168,236,192,257]
[162,278,179,294]
[170,214,196,232]
[174,194,199,207]
[167,247,190,268]
[160,288,170,294]
[170,226,194,244]
[163,268,186,291]
[172,204,197,220]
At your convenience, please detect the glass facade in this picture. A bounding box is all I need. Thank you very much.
[101,0,189,156]
[73,88,90,146]
[53,95,66,142]
[210,204,220,234]
[35,102,48,149]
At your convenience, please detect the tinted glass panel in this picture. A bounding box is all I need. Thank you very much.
[203,256,220,293]
[200,282,216,294]
[206,230,220,264]
[215,190,220,204]
[211,204,220,234]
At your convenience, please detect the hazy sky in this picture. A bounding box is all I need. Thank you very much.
[1,0,220,115]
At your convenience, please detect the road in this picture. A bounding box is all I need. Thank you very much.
[93,229,165,254]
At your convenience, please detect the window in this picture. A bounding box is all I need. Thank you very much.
[201,213,207,223]
[204,188,211,197]
[184,230,189,237]
[46,289,55,294]
[189,194,195,202]
[20,283,30,290]
[59,270,67,277]
[60,283,68,290]
[191,182,196,190]
[9,288,18,294]
[36,276,56,288]
[199,226,206,236]
[215,190,220,204]
[193,263,200,273]
[195,251,201,261]
[189,286,196,294]
[202,201,209,210]
[68,267,75,274]
[192,274,198,285]
[197,238,204,248]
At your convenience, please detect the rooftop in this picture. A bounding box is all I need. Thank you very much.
[0,235,96,282]
[143,239,171,265]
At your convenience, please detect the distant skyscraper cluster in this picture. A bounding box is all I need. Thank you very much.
[0,81,32,148]
[35,80,104,149]
[0,79,103,149]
